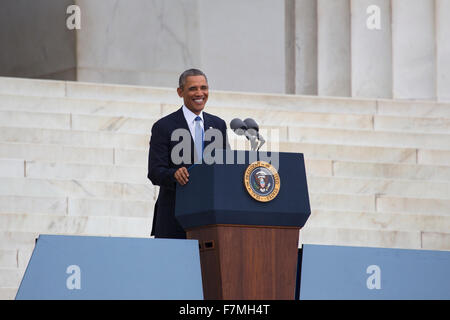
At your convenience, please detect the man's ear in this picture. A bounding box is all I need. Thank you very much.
[177,87,183,97]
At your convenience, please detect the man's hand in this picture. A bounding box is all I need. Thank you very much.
[174,167,189,185]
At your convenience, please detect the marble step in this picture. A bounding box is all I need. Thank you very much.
[24,160,150,184]
[0,127,149,149]
[376,196,450,216]
[308,176,450,199]
[373,115,450,134]
[0,94,162,118]
[0,231,39,250]
[0,267,25,289]
[189,105,450,134]
[0,144,446,173]
[2,158,449,199]
[0,178,446,219]
[310,192,450,216]
[0,77,66,98]
[0,177,446,219]
[0,213,152,238]
[2,166,448,205]
[2,96,449,135]
[0,110,160,134]
[310,193,449,216]
[0,110,71,130]
[332,161,450,182]
[0,287,17,300]
[0,247,33,270]
[3,155,449,187]
[0,142,114,165]
[1,175,447,219]
[0,195,154,218]
[0,177,157,201]
[0,159,24,178]
[376,99,450,119]
[1,123,449,153]
[0,105,369,133]
[287,127,450,150]
[1,208,447,241]
[306,210,450,235]
[284,142,450,166]
[1,118,447,152]
[299,226,450,251]
[0,126,282,150]
[0,249,17,268]
[63,80,450,118]
[1,77,450,118]
[0,142,414,167]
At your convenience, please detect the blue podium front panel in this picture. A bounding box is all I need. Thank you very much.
[175,151,311,229]
[299,244,450,300]
[16,235,203,300]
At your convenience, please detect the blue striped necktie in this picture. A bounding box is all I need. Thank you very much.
[194,116,204,163]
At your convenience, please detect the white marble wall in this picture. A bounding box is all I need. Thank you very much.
[392,0,436,100]
[75,0,201,88]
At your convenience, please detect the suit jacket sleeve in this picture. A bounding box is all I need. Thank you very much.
[147,120,177,190]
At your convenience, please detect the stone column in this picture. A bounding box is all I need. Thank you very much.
[436,0,450,102]
[294,0,318,95]
[392,0,436,100]
[350,0,392,99]
[199,0,285,94]
[317,0,351,97]
[285,0,296,94]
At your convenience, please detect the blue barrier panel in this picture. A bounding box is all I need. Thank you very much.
[16,235,203,300]
[299,244,450,300]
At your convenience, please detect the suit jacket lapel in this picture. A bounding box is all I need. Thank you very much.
[174,107,190,132]
[174,107,195,164]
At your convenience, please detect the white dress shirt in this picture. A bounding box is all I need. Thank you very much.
[182,105,204,139]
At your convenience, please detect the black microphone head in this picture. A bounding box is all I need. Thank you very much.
[243,118,259,138]
[243,118,259,132]
[230,118,247,135]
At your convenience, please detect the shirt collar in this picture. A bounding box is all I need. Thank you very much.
[182,105,203,124]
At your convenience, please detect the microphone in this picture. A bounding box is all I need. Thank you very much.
[230,118,265,151]
[244,118,265,151]
[230,118,256,149]
[230,118,247,135]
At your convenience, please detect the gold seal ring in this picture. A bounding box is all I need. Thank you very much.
[244,161,280,202]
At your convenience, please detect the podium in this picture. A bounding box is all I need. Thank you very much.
[175,151,311,299]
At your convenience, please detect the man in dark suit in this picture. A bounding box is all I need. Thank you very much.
[147,69,229,239]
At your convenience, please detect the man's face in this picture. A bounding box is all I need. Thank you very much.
[177,75,209,115]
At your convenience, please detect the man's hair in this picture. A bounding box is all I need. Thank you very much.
[178,68,208,89]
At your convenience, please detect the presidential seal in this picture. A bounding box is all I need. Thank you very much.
[244,161,280,202]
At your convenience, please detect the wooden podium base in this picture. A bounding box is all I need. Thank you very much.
[186,224,300,300]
